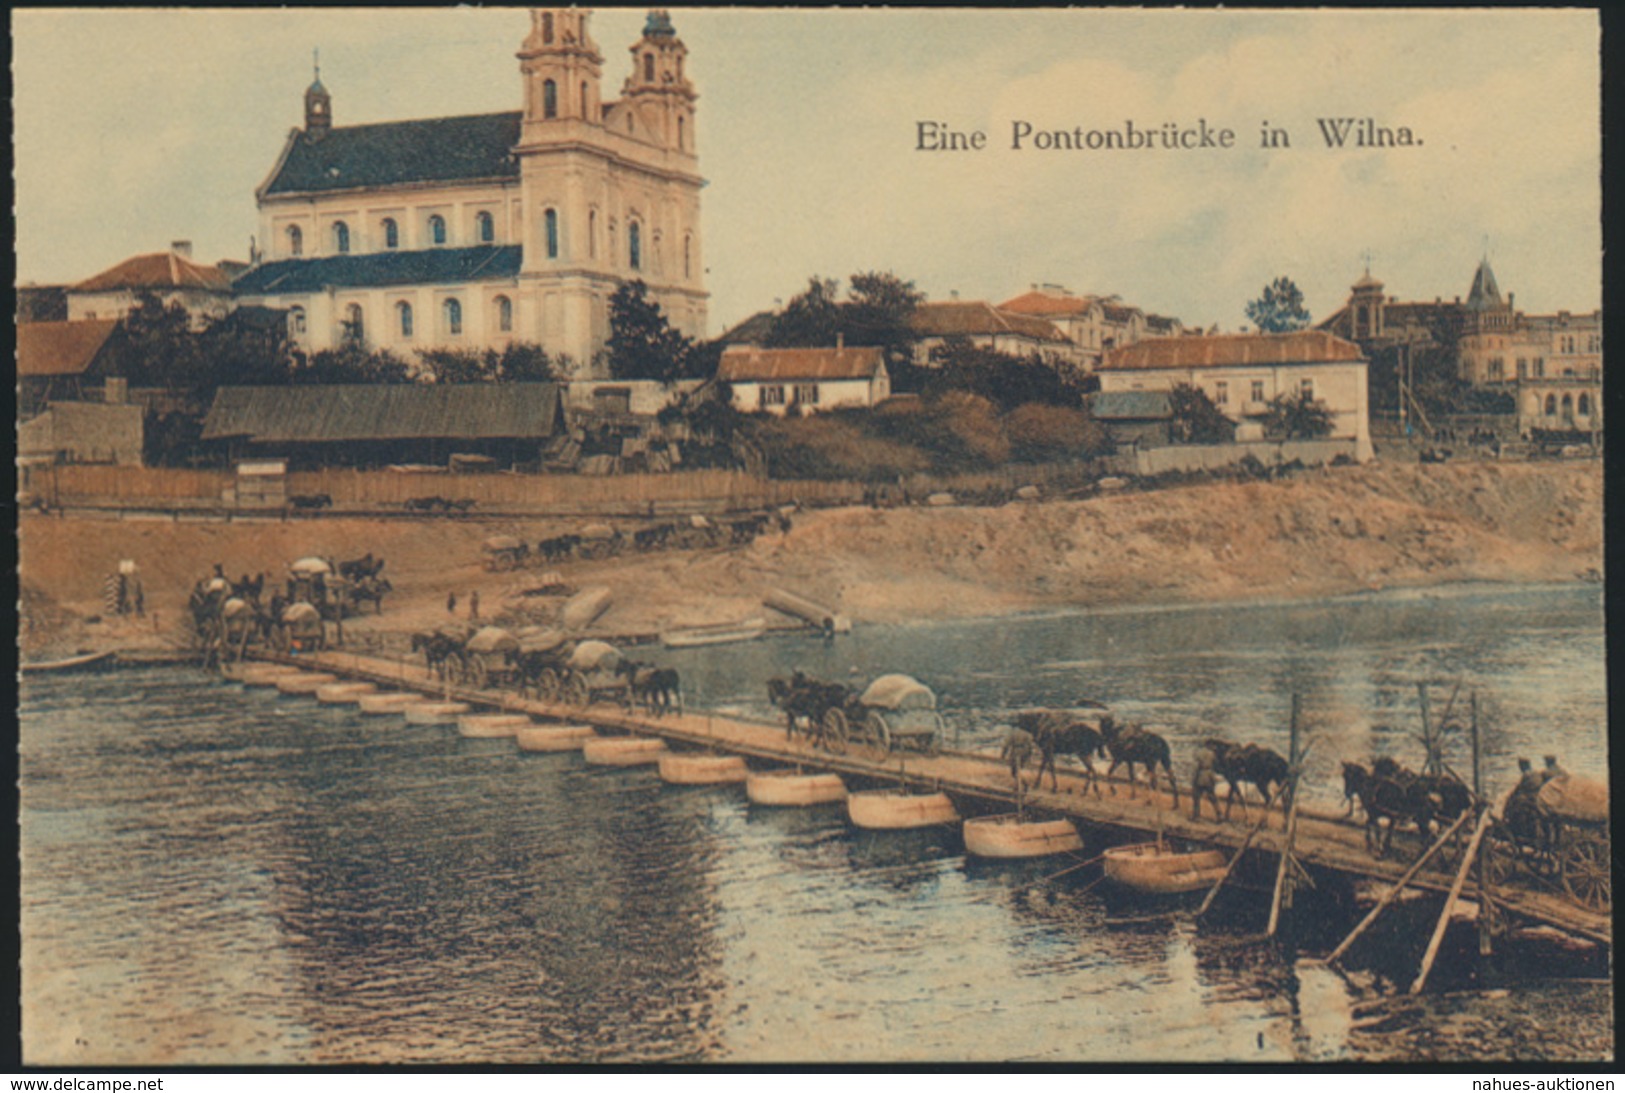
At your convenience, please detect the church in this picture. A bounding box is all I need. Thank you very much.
[233,9,708,377]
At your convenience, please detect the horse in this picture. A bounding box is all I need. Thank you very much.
[620,661,682,715]
[1205,741,1292,825]
[411,631,467,682]
[1010,709,1105,795]
[339,553,383,582]
[767,672,848,742]
[1341,761,1435,858]
[350,576,392,614]
[537,534,581,563]
[1099,715,1179,808]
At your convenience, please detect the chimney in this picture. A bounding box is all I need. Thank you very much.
[1508,292,1514,308]
[171,240,193,259]
[950,290,959,301]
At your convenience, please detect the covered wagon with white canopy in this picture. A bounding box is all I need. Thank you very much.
[820,674,944,757]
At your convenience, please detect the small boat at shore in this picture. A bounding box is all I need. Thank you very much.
[1102,842,1228,895]
[21,650,117,675]
[661,617,767,649]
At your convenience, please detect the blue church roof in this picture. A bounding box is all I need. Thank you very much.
[263,111,523,196]
[233,245,523,295]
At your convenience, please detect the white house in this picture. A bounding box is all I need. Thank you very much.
[717,345,890,415]
[907,300,1081,368]
[1098,330,1372,461]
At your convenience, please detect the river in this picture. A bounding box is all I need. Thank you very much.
[19,584,1611,1064]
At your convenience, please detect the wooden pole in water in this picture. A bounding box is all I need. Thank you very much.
[1325,807,1473,965]
[1471,692,1494,957]
[1196,782,1286,918]
[1266,695,1304,938]
[1418,682,1437,777]
[1409,807,1494,995]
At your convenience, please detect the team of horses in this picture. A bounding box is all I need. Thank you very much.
[408,629,683,716]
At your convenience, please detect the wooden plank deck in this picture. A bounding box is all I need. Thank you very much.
[254,648,1612,948]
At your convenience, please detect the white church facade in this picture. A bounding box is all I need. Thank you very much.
[233,9,708,377]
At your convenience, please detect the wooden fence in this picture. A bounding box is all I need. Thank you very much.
[39,460,1097,515]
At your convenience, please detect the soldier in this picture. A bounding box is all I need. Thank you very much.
[470,590,480,621]
[1190,743,1222,822]
[1542,755,1568,782]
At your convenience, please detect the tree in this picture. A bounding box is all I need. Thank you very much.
[1167,383,1235,444]
[763,276,842,349]
[925,338,1082,410]
[605,280,697,383]
[294,344,413,385]
[116,293,209,394]
[1245,276,1312,333]
[1262,390,1335,439]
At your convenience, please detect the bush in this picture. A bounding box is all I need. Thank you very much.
[746,414,929,481]
[1003,403,1109,462]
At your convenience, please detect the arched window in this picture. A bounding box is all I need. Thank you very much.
[589,210,598,258]
[608,220,617,267]
[1545,395,1558,415]
[397,301,413,338]
[677,115,685,150]
[443,298,462,335]
[683,234,691,279]
[288,305,306,336]
[644,52,655,82]
[476,211,494,244]
[495,295,513,333]
[429,215,447,246]
[382,218,399,249]
[545,208,559,259]
[1578,393,1592,416]
[1562,393,1574,416]
[333,221,350,254]
[343,302,364,343]
[542,11,553,43]
[581,81,589,119]
[543,79,557,119]
[629,221,641,270]
[286,225,303,257]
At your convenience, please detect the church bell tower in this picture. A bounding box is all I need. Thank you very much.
[304,52,331,139]
[621,10,697,152]
[518,8,603,137]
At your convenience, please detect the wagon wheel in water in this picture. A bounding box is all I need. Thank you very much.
[1560,834,1611,912]
[563,672,590,707]
[537,667,561,702]
[865,711,893,757]
[820,707,850,755]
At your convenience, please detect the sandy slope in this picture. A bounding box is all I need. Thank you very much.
[18,460,1603,658]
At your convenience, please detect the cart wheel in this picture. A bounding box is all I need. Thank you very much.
[563,673,589,706]
[471,658,489,690]
[538,668,560,702]
[866,711,892,757]
[1561,837,1611,912]
[1480,836,1517,889]
[821,708,849,755]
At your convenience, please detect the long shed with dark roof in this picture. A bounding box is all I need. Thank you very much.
[202,383,565,468]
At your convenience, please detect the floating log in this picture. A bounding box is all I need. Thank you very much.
[274,672,338,695]
[659,754,749,785]
[515,725,600,752]
[763,589,852,634]
[661,618,767,648]
[357,692,428,716]
[1103,843,1227,894]
[562,586,613,631]
[582,736,668,767]
[963,814,1084,859]
[458,713,532,739]
[746,770,848,807]
[847,789,959,830]
[404,701,472,725]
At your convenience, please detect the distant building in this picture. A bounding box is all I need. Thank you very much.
[17,399,146,467]
[67,241,235,327]
[907,300,1081,367]
[17,318,123,417]
[1099,330,1372,461]
[233,9,707,374]
[17,284,68,324]
[201,382,566,467]
[1318,258,1601,437]
[999,285,1183,372]
[717,345,890,415]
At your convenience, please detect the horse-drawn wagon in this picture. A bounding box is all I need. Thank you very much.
[560,640,633,708]
[460,626,522,690]
[576,524,624,560]
[821,674,944,757]
[1486,773,1610,912]
[513,627,575,701]
[276,602,326,653]
[482,535,531,572]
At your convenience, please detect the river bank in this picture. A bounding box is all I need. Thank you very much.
[18,460,1603,660]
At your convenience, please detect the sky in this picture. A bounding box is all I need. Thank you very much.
[14,8,1601,333]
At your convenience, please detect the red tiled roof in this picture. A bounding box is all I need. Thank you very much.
[909,301,1071,343]
[17,319,120,377]
[1102,331,1365,371]
[72,252,233,294]
[717,346,885,382]
[997,290,1096,317]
